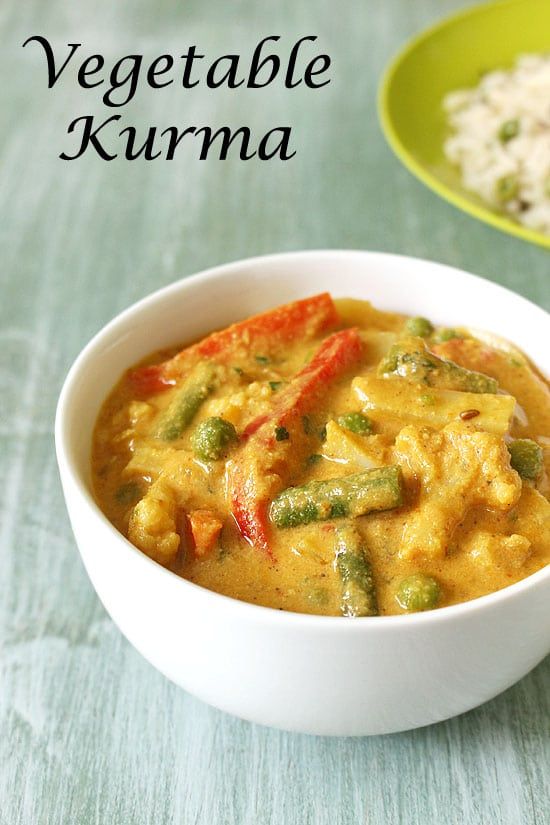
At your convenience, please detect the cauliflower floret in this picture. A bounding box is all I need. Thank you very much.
[128,480,180,565]
[206,381,273,428]
[394,422,521,560]
[124,444,178,480]
[127,400,155,426]
[464,531,531,571]
[112,400,154,429]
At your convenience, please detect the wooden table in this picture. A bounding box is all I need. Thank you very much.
[2,1,548,822]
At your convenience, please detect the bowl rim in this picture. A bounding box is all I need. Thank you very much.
[55,248,550,631]
[377,0,550,251]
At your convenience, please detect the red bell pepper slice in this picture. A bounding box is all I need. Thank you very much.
[129,365,176,396]
[129,293,339,396]
[228,327,363,552]
[230,491,272,555]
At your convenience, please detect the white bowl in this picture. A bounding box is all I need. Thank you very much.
[55,250,550,736]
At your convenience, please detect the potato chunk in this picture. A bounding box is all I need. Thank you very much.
[353,375,515,435]
[323,420,388,470]
[394,423,521,560]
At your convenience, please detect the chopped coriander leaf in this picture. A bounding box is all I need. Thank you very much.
[115,481,142,505]
[498,118,520,143]
[306,453,322,466]
[496,174,519,203]
[275,426,290,441]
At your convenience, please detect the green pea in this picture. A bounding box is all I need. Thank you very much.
[496,174,519,203]
[337,412,373,436]
[434,328,462,343]
[396,574,440,612]
[498,119,520,143]
[192,416,238,461]
[404,316,434,338]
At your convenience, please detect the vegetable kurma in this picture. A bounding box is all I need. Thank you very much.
[92,294,550,616]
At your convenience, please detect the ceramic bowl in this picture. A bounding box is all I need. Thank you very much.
[55,250,550,735]
[379,0,550,249]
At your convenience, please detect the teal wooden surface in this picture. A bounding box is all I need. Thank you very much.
[2,1,548,823]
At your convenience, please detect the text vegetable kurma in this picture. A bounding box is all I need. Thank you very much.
[92,294,550,616]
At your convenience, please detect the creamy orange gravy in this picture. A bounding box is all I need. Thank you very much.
[92,297,550,615]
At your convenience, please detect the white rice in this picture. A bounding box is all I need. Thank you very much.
[443,53,550,234]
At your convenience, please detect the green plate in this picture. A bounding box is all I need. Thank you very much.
[379,0,550,249]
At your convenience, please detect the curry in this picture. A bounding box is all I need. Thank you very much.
[92,294,550,616]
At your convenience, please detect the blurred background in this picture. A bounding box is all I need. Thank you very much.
[1,1,548,824]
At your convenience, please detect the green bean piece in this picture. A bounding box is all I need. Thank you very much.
[192,416,238,461]
[496,174,519,203]
[404,316,434,338]
[335,526,378,617]
[337,411,373,435]
[508,438,543,481]
[270,466,403,528]
[396,574,440,612]
[378,338,498,394]
[155,363,217,441]
[498,118,520,143]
